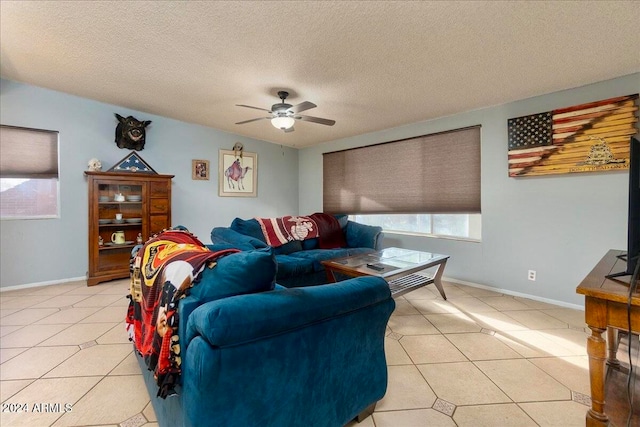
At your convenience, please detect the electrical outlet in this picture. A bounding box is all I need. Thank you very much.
[528,270,536,281]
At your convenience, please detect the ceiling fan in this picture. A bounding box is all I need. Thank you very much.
[235,91,335,132]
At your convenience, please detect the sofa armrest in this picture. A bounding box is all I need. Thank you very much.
[345,221,384,250]
[185,276,393,347]
[210,227,268,251]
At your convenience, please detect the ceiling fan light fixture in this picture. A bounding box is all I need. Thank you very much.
[271,116,295,130]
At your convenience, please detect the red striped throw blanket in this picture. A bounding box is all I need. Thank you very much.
[126,228,238,397]
[256,216,319,247]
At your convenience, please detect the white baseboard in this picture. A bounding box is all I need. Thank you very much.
[443,276,585,311]
[0,276,87,292]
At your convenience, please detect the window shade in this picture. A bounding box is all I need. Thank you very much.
[323,126,481,214]
[0,125,59,179]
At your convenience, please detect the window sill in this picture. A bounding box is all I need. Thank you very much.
[382,230,481,243]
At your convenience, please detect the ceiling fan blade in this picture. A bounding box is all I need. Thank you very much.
[235,117,271,125]
[288,101,316,114]
[284,126,295,133]
[296,115,336,126]
[236,104,272,113]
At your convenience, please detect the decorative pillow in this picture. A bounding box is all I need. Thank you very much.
[334,214,349,229]
[187,247,276,303]
[230,218,266,242]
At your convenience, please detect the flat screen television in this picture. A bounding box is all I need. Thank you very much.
[607,135,640,282]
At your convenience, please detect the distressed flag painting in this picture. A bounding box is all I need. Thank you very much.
[508,94,638,177]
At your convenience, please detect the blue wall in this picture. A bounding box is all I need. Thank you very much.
[0,79,299,288]
[299,73,640,307]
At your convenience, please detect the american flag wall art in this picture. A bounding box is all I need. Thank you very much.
[507,94,638,177]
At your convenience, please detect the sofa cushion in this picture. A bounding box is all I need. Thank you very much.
[273,240,303,255]
[230,218,266,243]
[289,248,353,272]
[335,214,349,229]
[275,254,315,278]
[188,247,276,303]
[301,238,319,250]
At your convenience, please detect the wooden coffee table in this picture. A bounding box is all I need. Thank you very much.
[322,247,450,299]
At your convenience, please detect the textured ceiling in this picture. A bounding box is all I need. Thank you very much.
[1,1,639,148]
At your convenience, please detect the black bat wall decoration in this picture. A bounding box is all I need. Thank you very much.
[115,113,151,151]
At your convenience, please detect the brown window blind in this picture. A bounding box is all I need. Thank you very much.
[0,125,59,179]
[323,125,481,214]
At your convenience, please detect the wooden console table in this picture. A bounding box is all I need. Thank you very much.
[576,249,639,426]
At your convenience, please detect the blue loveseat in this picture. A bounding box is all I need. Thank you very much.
[211,216,384,287]
[138,247,395,427]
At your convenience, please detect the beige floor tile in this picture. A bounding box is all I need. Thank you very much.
[448,297,497,313]
[73,293,123,307]
[63,284,111,295]
[97,322,131,344]
[388,314,439,335]
[374,408,456,426]
[1,325,23,337]
[142,401,157,422]
[109,295,131,307]
[400,335,467,364]
[502,309,569,330]
[98,282,131,295]
[392,299,422,316]
[52,375,150,426]
[82,306,126,323]
[431,285,471,299]
[384,337,413,365]
[475,359,571,402]
[418,362,511,405]
[0,376,101,427]
[0,308,20,318]
[529,356,591,395]
[540,307,586,329]
[1,308,60,325]
[472,311,529,331]
[537,328,589,356]
[377,365,437,411]
[497,329,577,357]
[445,332,523,361]
[0,295,55,310]
[453,403,537,426]
[0,379,33,402]
[30,295,91,309]
[425,313,482,334]
[407,298,461,315]
[20,282,86,296]
[1,323,71,348]
[39,322,116,346]
[519,400,588,426]
[45,344,132,378]
[35,307,101,324]
[402,286,439,300]
[0,347,28,364]
[456,285,503,297]
[0,346,79,380]
[110,350,141,375]
[479,296,534,311]
[514,297,565,310]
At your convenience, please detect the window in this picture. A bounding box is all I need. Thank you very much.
[349,213,481,240]
[324,126,481,240]
[0,125,59,219]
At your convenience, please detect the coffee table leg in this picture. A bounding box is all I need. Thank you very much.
[325,268,337,283]
[432,259,448,300]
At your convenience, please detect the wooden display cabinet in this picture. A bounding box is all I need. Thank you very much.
[85,171,174,286]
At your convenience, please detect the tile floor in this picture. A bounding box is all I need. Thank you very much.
[0,278,633,426]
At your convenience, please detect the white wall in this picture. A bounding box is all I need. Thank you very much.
[0,79,299,288]
[299,73,640,306]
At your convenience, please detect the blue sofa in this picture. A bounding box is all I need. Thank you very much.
[211,216,384,287]
[138,247,395,427]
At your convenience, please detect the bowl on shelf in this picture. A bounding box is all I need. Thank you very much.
[125,218,142,223]
[126,195,142,202]
[113,219,125,224]
[98,219,111,224]
[98,196,109,202]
